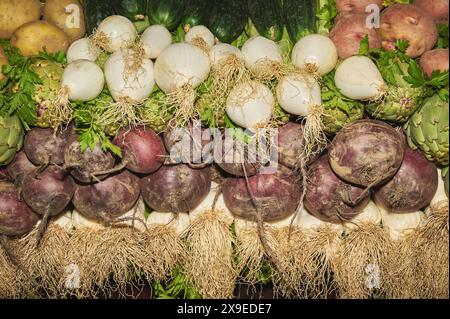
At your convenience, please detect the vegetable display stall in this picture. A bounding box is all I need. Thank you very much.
[0,0,448,299]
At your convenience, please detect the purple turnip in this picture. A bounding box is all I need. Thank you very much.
[64,135,115,183]
[24,127,72,165]
[72,170,141,222]
[328,120,405,187]
[222,170,301,222]
[114,126,166,174]
[374,148,438,213]
[164,120,213,167]
[6,150,36,185]
[140,164,211,213]
[0,183,39,237]
[304,155,371,224]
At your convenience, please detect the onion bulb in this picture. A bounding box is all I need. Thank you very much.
[431,168,448,206]
[104,49,155,103]
[93,15,137,53]
[209,43,244,67]
[226,80,274,130]
[276,74,322,116]
[67,38,101,63]
[334,56,386,101]
[291,34,338,76]
[241,36,283,77]
[141,25,172,59]
[61,60,105,101]
[344,201,382,230]
[380,208,423,241]
[185,25,215,50]
[154,43,210,93]
[146,212,190,236]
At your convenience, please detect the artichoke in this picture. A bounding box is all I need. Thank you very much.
[405,94,449,166]
[32,60,64,128]
[366,60,425,123]
[321,72,365,134]
[0,113,24,166]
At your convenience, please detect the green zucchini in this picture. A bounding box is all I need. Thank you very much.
[147,0,186,31]
[181,0,208,33]
[112,0,148,22]
[247,0,283,41]
[207,0,248,44]
[83,0,116,35]
[284,0,318,43]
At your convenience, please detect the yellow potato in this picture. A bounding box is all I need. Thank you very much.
[44,0,86,43]
[0,47,8,81]
[0,0,41,39]
[11,21,70,57]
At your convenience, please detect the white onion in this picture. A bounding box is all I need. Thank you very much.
[276,74,322,116]
[96,15,137,53]
[295,207,343,233]
[344,201,382,230]
[146,212,190,236]
[104,49,155,103]
[334,56,386,101]
[71,210,105,230]
[291,34,338,76]
[380,208,423,241]
[67,38,101,63]
[431,168,448,206]
[241,36,283,76]
[141,25,172,59]
[226,80,274,130]
[154,42,211,93]
[62,60,105,101]
[209,43,244,67]
[185,25,215,49]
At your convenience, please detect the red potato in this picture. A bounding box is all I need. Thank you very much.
[140,164,211,214]
[373,147,438,213]
[328,120,405,187]
[304,155,370,224]
[380,4,438,58]
[414,0,449,24]
[114,126,166,174]
[336,0,384,14]
[420,48,449,77]
[0,183,39,237]
[72,170,140,221]
[222,170,301,222]
[330,13,382,59]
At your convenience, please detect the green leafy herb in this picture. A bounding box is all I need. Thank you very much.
[436,24,449,49]
[358,35,370,56]
[153,266,202,299]
[316,0,338,34]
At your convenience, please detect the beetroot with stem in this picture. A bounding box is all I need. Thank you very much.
[304,154,370,224]
[64,135,115,183]
[114,126,166,174]
[374,147,438,213]
[0,183,39,237]
[22,165,75,244]
[164,120,214,167]
[140,164,211,213]
[222,169,301,222]
[24,127,72,166]
[6,150,36,185]
[328,119,405,187]
[72,170,141,222]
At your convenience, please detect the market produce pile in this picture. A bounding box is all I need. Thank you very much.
[0,0,449,299]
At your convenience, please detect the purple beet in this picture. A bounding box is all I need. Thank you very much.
[304,155,371,224]
[0,183,39,237]
[64,135,115,183]
[328,119,405,187]
[6,150,36,184]
[22,165,75,217]
[72,170,141,221]
[24,127,72,165]
[222,169,301,222]
[374,147,438,213]
[0,168,12,182]
[114,126,166,174]
[140,164,211,213]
